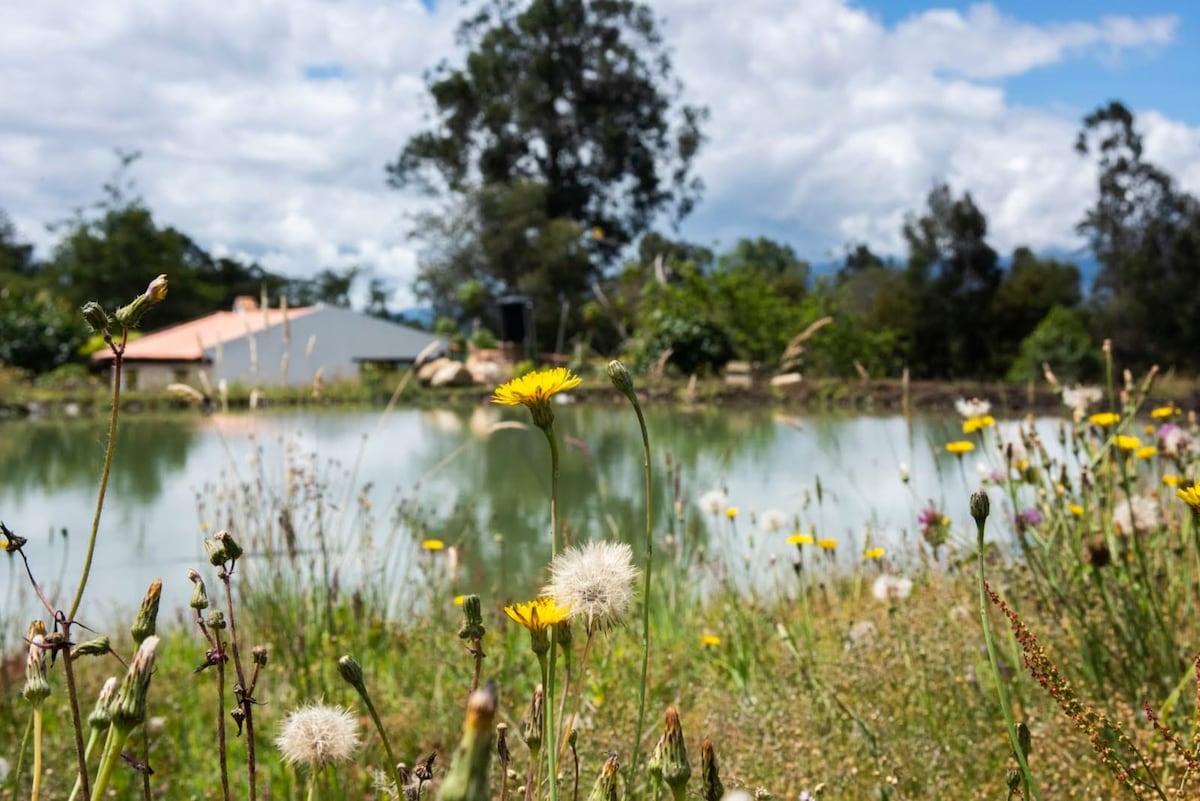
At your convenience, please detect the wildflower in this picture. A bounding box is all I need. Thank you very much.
[1177,483,1200,513]
[504,597,571,632]
[492,367,581,429]
[1112,495,1159,535]
[699,634,721,647]
[918,504,950,550]
[724,506,738,520]
[1135,445,1157,460]
[1113,435,1141,452]
[1150,405,1179,419]
[872,574,913,602]
[1088,412,1121,428]
[276,704,361,769]
[898,462,909,483]
[543,541,639,634]
[1162,475,1183,488]
[864,547,884,560]
[1062,385,1103,417]
[1016,508,1043,531]
[112,636,160,732]
[1158,423,1194,458]
[817,538,837,550]
[698,490,726,516]
[1067,503,1085,517]
[22,634,51,704]
[962,415,995,434]
[946,440,975,456]
[760,509,787,533]
[1003,438,1029,470]
[421,539,446,551]
[453,595,466,606]
[955,398,991,419]
[787,532,814,546]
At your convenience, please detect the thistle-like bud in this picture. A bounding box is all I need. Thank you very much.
[71,636,112,660]
[206,610,226,630]
[496,722,510,767]
[529,624,550,658]
[606,359,636,401]
[457,594,485,641]
[653,707,690,801]
[113,274,169,329]
[1006,769,1021,793]
[80,301,111,334]
[1017,721,1032,758]
[22,634,51,704]
[112,636,160,732]
[203,537,229,566]
[88,676,119,730]
[556,617,573,651]
[438,683,497,801]
[214,530,244,562]
[521,684,544,754]
[969,490,990,526]
[337,654,366,694]
[700,736,724,801]
[188,569,209,610]
[131,578,163,644]
[587,753,620,801]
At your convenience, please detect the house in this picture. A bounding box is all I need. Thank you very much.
[92,297,444,390]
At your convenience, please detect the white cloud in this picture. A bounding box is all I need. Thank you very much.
[0,0,1196,309]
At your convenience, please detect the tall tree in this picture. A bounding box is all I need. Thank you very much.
[991,246,1083,370]
[903,184,1002,378]
[390,0,706,351]
[1076,101,1200,371]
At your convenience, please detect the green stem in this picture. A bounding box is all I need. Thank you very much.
[91,725,131,799]
[546,629,560,801]
[976,517,1039,801]
[543,425,561,558]
[68,335,125,622]
[306,771,317,801]
[360,685,403,794]
[68,727,102,801]
[31,706,43,801]
[217,655,231,801]
[63,654,92,801]
[223,570,258,801]
[627,396,654,784]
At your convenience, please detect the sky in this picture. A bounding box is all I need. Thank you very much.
[1,1,1197,307]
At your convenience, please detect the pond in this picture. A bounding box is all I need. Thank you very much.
[0,403,1027,619]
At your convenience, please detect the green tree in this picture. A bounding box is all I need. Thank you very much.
[390,0,706,352]
[991,247,1082,372]
[1006,306,1100,383]
[0,289,88,373]
[903,184,1002,378]
[1076,101,1200,371]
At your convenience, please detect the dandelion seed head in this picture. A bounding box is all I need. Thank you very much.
[275,704,360,769]
[544,541,639,634]
[1112,496,1159,535]
[760,509,787,533]
[698,490,726,516]
[872,574,913,602]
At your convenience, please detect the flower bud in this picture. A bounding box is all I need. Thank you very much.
[88,676,119,730]
[22,634,51,704]
[131,578,162,644]
[214,530,243,562]
[457,594,485,641]
[700,736,723,801]
[203,537,228,566]
[439,683,497,801]
[521,684,544,753]
[338,654,365,694]
[969,489,990,526]
[71,636,112,660]
[653,707,691,801]
[80,301,111,334]
[206,610,226,630]
[188,569,209,610]
[113,275,169,329]
[606,359,635,401]
[112,636,159,732]
[252,645,269,667]
[587,753,620,801]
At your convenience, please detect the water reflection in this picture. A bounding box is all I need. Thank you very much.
[1,405,998,617]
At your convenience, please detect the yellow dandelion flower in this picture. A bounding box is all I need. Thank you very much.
[453,595,466,606]
[1114,435,1141,452]
[864,547,885,560]
[946,440,975,455]
[962,415,996,434]
[1067,504,1084,517]
[491,367,581,428]
[787,532,814,546]
[724,506,738,520]
[1151,405,1179,419]
[1088,412,1120,428]
[421,539,446,551]
[817,538,837,550]
[700,634,721,647]
[504,597,571,632]
[1135,445,1157,460]
[1163,475,1183,488]
[1177,484,1200,513]
[1144,425,1156,435]
[940,515,950,526]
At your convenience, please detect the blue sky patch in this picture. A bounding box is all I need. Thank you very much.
[303,62,348,81]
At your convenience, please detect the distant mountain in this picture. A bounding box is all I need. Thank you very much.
[395,306,435,329]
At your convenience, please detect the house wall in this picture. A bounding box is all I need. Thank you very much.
[209,306,441,387]
[120,362,205,391]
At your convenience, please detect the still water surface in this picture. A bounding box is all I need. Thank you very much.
[1,404,1002,616]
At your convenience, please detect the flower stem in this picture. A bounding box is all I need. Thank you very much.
[975,513,1039,801]
[543,425,561,558]
[31,706,43,801]
[627,395,654,783]
[63,653,92,801]
[359,683,403,794]
[546,629,560,801]
[217,654,231,801]
[223,570,257,801]
[91,725,131,799]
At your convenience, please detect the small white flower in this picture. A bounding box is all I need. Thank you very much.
[954,397,991,419]
[276,704,360,769]
[698,490,727,516]
[872,574,913,602]
[898,462,909,483]
[845,620,878,650]
[1003,437,1028,466]
[0,756,9,782]
[1112,496,1159,535]
[544,541,640,634]
[760,509,788,533]
[1061,385,1103,417]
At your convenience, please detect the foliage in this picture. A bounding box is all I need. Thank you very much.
[1006,306,1100,383]
[391,0,706,352]
[0,289,89,373]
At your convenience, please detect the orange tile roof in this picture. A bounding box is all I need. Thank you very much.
[93,306,317,362]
